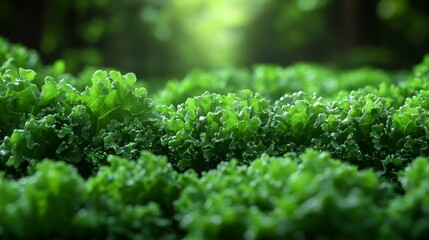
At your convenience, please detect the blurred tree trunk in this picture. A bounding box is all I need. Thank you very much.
[13,0,45,50]
[339,0,380,49]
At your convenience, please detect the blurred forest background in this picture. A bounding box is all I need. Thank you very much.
[1,0,429,80]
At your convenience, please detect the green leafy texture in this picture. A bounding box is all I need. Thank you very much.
[267,91,326,154]
[73,151,179,239]
[153,63,395,106]
[383,157,429,239]
[321,91,393,168]
[0,160,85,239]
[0,37,75,89]
[0,68,82,141]
[175,149,392,239]
[83,117,165,169]
[385,100,429,172]
[2,39,429,178]
[397,54,429,98]
[158,73,429,173]
[85,152,180,210]
[66,65,116,91]
[252,63,337,100]
[1,69,162,177]
[154,68,250,106]
[356,83,405,108]
[0,151,180,239]
[0,69,40,139]
[81,70,156,134]
[161,90,271,172]
[73,203,176,240]
[80,70,164,170]
[337,67,392,92]
[0,73,92,176]
[0,37,42,75]
[1,105,93,177]
[263,89,404,172]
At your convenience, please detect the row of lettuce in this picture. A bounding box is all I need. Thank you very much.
[0,36,404,104]
[1,62,428,177]
[2,149,429,239]
[2,37,429,238]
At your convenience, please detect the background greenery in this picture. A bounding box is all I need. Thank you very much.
[1,0,429,79]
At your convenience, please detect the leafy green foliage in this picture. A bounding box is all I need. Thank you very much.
[3,37,429,239]
[267,91,326,155]
[161,90,271,171]
[0,160,85,239]
[175,149,392,239]
[79,70,164,171]
[383,157,429,239]
[72,152,179,239]
[0,67,161,176]
[0,37,42,74]
[0,151,180,239]
[159,81,429,173]
[154,68,250,106]
[82,70,155,132]
[153,63,396,105]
